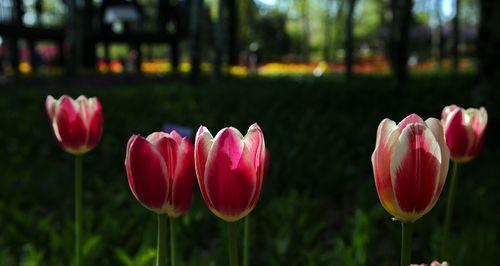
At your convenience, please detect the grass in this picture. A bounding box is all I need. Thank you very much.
[0,74,498,265]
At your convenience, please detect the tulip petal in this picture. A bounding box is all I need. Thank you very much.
[126,136,169,211]
[242,124,265,210]
[441,104,458,121]
[397,113,424,132]
[425,118,449,207]
[55,96,88,150]
[151,135,179,203]
[45,95,56,121]
[372,119,403,217]
[465,107,487,157]
[171,138,195,216]
[390,124,441,219]
[194,126,215,208]
[205,128,257,220]
[86,98,102,149]
[444,108,471,158]
[169,130,184,144]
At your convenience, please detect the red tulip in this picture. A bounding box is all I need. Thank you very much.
[45,95,102,155]
[125,131,195,217]
[411,261,450,266]
[442,105,488,163]
[372,114,450,222]
[194,124,266,222]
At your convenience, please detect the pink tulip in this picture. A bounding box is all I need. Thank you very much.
[442,105,488,163]
[195,124,266,222]
[125,131,195,217]
[372,114,450,222]
[45,95,102,155]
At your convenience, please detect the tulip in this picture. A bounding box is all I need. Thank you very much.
[195,123,266,266]
[45,95,102,266]
[440,105,487,259]
[442,105,487,163]
[45,95,102,155]
[125,131,195,266]
[372,114,450,266]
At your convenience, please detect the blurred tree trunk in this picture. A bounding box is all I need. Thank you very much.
[82,0,96,70]
[432,0,443,67]
[213,0,225,81]
[322,0,334,62]
[9,0,23,76]
[345,0,357,80]
[475,0,500,138]
[452,0,460,71]
[158,0,179,74]
[299,0,310,62]
[66,0,82,76]
[331,0,346,61]
[390,0,413,88]
[226,0,238,66]
[189,0,203,84]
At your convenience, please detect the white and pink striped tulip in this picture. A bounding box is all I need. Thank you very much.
[45,95,102,155]
[371,114,450,222]
[442,105,487,163]
[195,124,266,222]
[125,131,195,217]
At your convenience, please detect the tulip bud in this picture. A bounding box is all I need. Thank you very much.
[194,124,266,222]
[372,114,450,222]
[442,105,488,163]
[125,131,195,217]
[45,95,103,155]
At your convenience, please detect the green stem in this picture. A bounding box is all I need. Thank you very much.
[400,222,414,266]
[441,161,460,258]
[157,214,168,266]
[243,216,249,266]
[227,221,239,266]
[75,155,83,266]
[170,217,176,266]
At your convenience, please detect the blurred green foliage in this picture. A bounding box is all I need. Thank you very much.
[0,74,498,265]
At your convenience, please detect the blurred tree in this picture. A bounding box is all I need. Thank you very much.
[295,0,311,61]
[237,0,258,50]
[189,0,203,83]
[226,0,238,66]
[475,0,500,137]
[432,0,444,67]
[8,0,22,76]
[345,0,357,79]
[452,0,460,71]
[213,0,225,81]
[254,11,290,61]
[322,0,335,62]
[390,0,413,88]
[82,0,96,70]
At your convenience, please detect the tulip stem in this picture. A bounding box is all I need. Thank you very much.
[400,221,414,266]
[227,222,239,266]
[74,155,83,266]
[157,214,168,266]
[243,216,249,266]
[441,161,460,258]
[170,217,176,266]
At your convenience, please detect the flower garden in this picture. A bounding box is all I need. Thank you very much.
[0,74,498,266]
